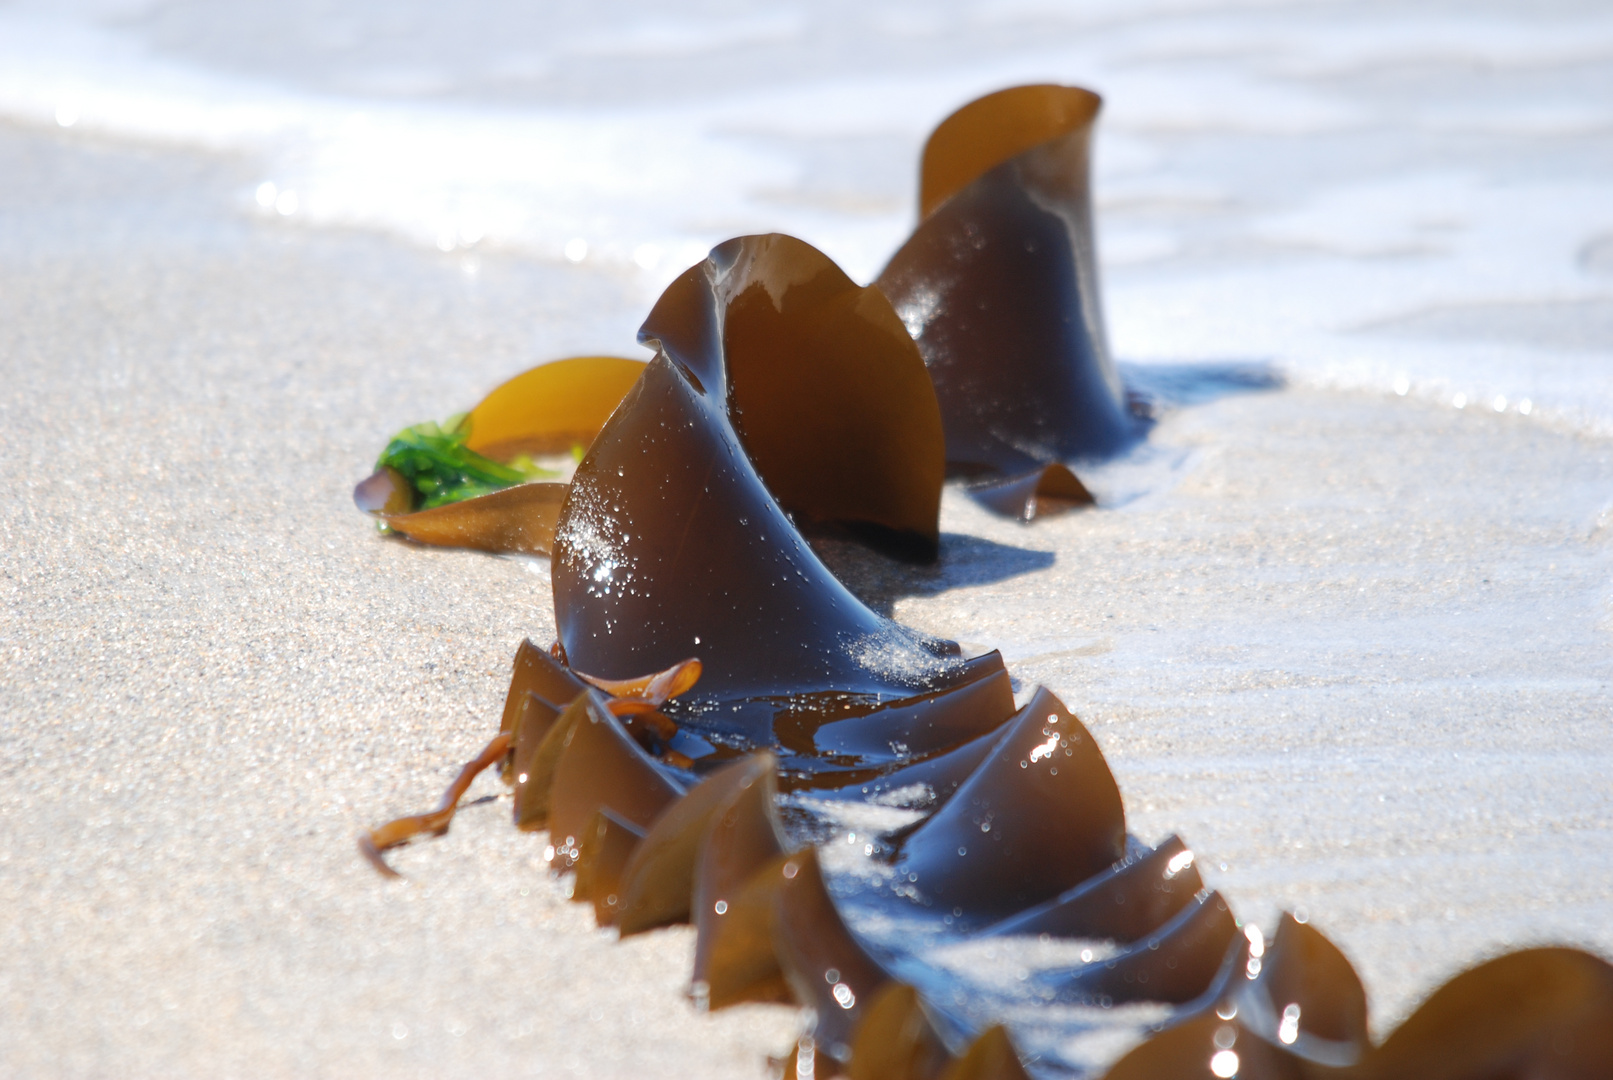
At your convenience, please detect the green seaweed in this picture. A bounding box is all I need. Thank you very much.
[376,414,559,509]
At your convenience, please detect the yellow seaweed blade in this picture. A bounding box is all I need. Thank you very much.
[938,1026,1031,1080]
[381,480,567,555]
[919,84,1101,220]
[465,355,648,460]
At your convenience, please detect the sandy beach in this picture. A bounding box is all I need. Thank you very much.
[3,3,1612,1076]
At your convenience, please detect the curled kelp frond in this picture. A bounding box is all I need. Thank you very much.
[574,656,703,714]
[653,232,946,560]
[552,234,999,749]
[1232,913,1369,1066]
[983,834,1205,943]
[772,662,1014,764]
[610,752,778,934]
[887,686,1126,926]
[690,760,795,1008]
[839,985,1038,1080]
[571,808,644,921]
[846,982,956,1080]
[544,690,687,870]
[769,848,896,1066]
[1041,889,1238,1006]
[460,355,648,461]
[354,355,646,551]
[1103,920,1613,1079]
[937,1025,1034,1080]
[878,85,1142,482]
[1363,947,1613,1079]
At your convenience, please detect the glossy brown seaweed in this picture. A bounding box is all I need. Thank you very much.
[551,234,999,751]
[692,757,794,1007]
[353,86,1613,1080]
[889,687,1126,925]
[877,85,1141,478]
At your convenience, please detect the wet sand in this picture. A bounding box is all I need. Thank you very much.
[2,122,1610,1078]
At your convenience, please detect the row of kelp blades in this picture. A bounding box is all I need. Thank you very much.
[364,637,1613,1078]
[351,86,1613,1077]
[355,84,1149,552]
[377,233,1610,1080]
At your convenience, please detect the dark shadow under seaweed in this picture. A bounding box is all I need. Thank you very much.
[1119,359,1284,414]
[807,530,1056,620]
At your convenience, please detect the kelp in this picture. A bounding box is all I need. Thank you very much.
[365,480,568,555]
[692,758,795,1008]
[551,234,1002,752]
[847,983,955,1080]
[1101,930,1613,1079]
[612,753,777,934]
[571,808,644,922]
[877,85,1141,479]
[887,687,1126,926]
[544,689,685,869]
[461,355,648,461]
[983,834,1203,943]
[352,86,1613,1080]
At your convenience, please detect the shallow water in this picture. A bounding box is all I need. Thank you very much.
[3,0,1611,428]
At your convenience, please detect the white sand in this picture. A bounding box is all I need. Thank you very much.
[2,119,1610,1080]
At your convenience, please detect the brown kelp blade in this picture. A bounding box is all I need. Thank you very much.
[938,1025,1033,1080]
[462,355,648,460]
[1363,947,1613,1080]
[692,761,794,1007]
[878,85,1139,477]
[575,657,703,714]
[965,464,1095,523]
[572,807,647,923]
[613,752,777,934]
[502,638,589,734]
[546,689,686,868]
[377,480,567,555]
[789,719,1004,807]
[711,234,945,561]
[553,235,981,746]
[513,693,587,831]
[1231,913,1368,1067]
[847,982,956,1080]
[983,835,1203,943]
[695,853,796,1011]
[771,848,896,1067]
[1101,1010,1303,1080]
[891,687,1126,924]
[917,85,1102,220]
[773,661,1015,763]
[507,690,563,792]
[1106,943,1613,1079]
[1046,890,1238,1007]
[358,730,512,878]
